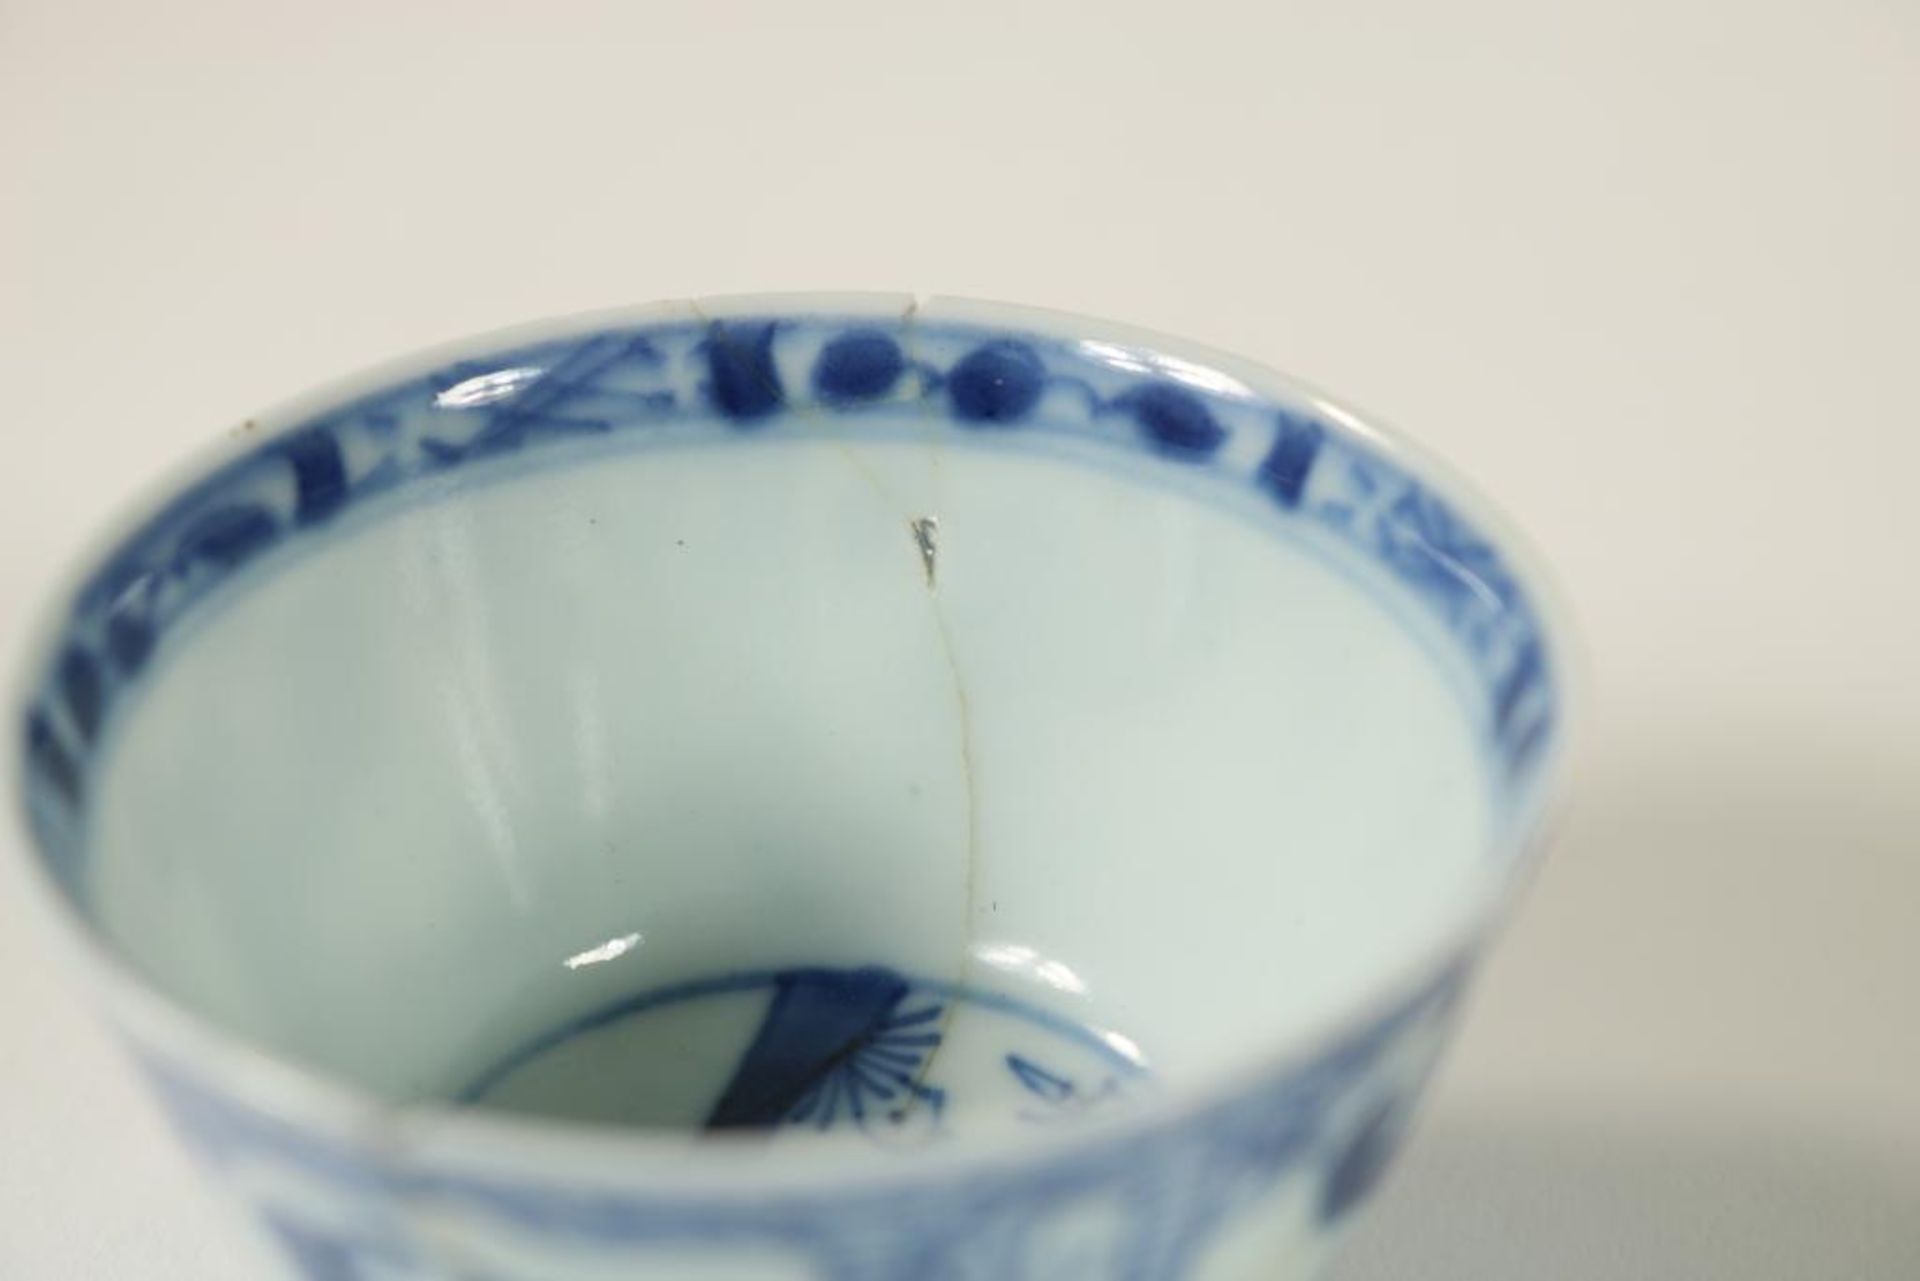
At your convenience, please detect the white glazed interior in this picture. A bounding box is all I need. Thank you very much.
[85,430,1488,1131]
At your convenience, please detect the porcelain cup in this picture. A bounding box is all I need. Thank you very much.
[12,295,1575,1280]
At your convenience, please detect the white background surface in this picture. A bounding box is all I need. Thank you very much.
[3,2,1917,1276]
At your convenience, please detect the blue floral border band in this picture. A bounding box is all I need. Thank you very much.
[20,312,1559,896]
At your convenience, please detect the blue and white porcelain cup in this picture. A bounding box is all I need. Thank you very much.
[12,296,1576,1280]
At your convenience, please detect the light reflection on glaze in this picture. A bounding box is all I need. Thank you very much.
[971,942,1088,996]
[1075,339,1256,400]
[434,367,547,410]
[562,933,641,971]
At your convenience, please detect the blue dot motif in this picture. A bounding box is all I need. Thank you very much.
[812,330,904,403]
[174,505,279,572]
[1120,382,1226,458]
[948,341,1045,424]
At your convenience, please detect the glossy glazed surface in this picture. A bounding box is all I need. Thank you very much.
[15,297,1570,1279]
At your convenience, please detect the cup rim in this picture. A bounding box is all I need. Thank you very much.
[7,291,1584,1191]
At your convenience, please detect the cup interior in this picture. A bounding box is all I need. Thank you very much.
[19,303,1562,1141]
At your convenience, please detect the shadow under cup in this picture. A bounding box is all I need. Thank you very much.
[16,302,1567,1277]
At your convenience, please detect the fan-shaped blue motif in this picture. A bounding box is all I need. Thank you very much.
[784,1001,949,1132]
